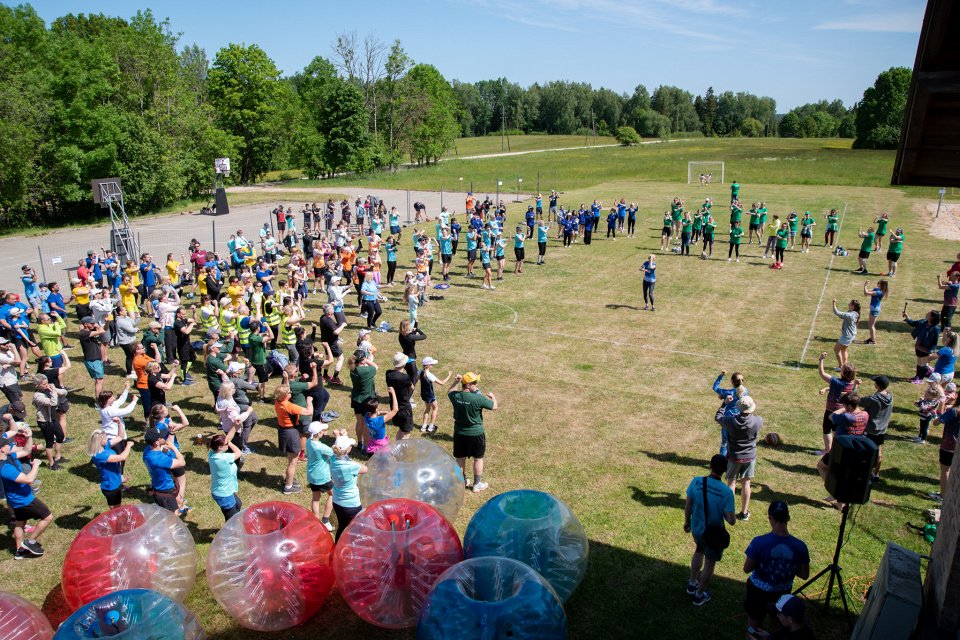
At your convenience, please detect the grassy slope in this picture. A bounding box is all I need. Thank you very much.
[0,143,949,640]
[441,134,617,158]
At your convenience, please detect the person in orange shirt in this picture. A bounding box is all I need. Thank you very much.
[274,386,313,495]
[340,243,356,286]
[312,250,326,294]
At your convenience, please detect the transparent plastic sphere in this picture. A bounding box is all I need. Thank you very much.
[417,557,567,640]
[463,490,588,602]
[360,439,465,523]
[61,504,197,609]
[333,498,463,629]
[0,590,53,640]
[52,589,204,640]
[205,501,335,631]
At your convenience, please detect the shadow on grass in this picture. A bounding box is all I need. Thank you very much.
[629,486,682,508]
[873,320,913,334]
[40,582,72,630]
[640,450,710,468]
[54,504,94,531]
[606,303,642,311]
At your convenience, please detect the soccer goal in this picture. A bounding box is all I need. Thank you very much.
[688,161,725,185]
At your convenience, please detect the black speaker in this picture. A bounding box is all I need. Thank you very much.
[214,187,229,216]
[825,435,878,504]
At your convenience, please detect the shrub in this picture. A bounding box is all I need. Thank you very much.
[615,126,641,146]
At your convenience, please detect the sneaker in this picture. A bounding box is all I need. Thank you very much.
[737,511,751,521]
[864,339,875,345]
[49,461,62,471]
[283,484,303,495]
[320,412,339,423]
[241,446,254,454]
[14,547,34,560]
[22,540,44,556]
[178,506,192,517]
[813,449,827,456]
[126,372,137,380]
[472,481,489,493]
[291,480,303,490]
[322,374,331,383]
[871,474,881,483]
[427,424,438,434]
[481,284,489,289]
[330,377,343,386]
[420,424,429,433]
[910,436,926,444]
[736,258,740,263]
[685,582,698,595]
[182,376,195,385]
[692,591,711,606]
[929,491,943,503]
[321,519,334,532]
[489,285,496,290]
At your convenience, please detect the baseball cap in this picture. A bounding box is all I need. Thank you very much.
[461,372,480,384]
[80,316,95,324]
[393,352,410,368]
[0,433,11,449]
[9,307,21,316]
[737,396,756,414]
[308,421,329,436]
[771,594,805,620]
[7,400,26,420]
[422,356,438,366]
[144,428,164,445]
[0,337,7,345]
[768,500,790,522]
[872,375,890,390]
[353,349,367,361]
[334,435,357,450]
[359,329,371,337]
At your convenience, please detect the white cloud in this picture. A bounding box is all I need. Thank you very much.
[815,10,923,33]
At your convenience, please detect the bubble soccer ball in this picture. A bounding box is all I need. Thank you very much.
[333,498,463,629]
[206,501,335,631]
[53,589,204,640]
[61,504,197,609]
[463,490,588,602]
[0,591,53,640]
[360,439,465,523]
[417,557,567,640]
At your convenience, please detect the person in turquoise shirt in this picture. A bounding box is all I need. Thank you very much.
[536,221,549,265]
[466,229,478,278]
[513,227,526,274]
[439,228,454,282]
[208,426,243,521]
[306,421,335,531]
[330,431,367,541]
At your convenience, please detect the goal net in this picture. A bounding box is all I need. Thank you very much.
[688,161,725,185]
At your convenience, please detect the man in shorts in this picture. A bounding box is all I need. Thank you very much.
[742,501,810,639]
[79,315,106,401]
[0,433,52,559]
[720,396,762,521]
[320,304,347,385]
[684,454,736,606]
[448,372,497,492]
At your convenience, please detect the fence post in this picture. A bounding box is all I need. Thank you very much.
[212,220,217,253]
[37,246,47,283]
[537,171,541,194]
[440,187,444,211]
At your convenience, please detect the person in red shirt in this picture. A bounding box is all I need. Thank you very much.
[947,252,960,278]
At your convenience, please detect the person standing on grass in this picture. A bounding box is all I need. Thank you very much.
[606,208,618,240]
[824,209,839,247]
[773,223,789,268]
[680,212,692,256]
[861,375,893,483]
[692,209,703,245]
[816,354,860,455]
[727,220,743,263]
[799,211,815,253]
[349,351,378,452]
[448,372,497,493]
[274,385,313,495]
[831,298,860,369]
[0,433,52,559]
[748,205,762,245]
[525,206,536,239]
[208,427,243,522]
[700,215,716,259]
[660,211,673,252]
[884,228,904,277]
[929,396,959,504]
[320,304,347,386]
[713,370,747,457]
[330,430,367,541]
[420,357,452,433]
[513,226,526,274]
[720,396,761,521]
[641,255,657,311]
[905,308,941,383]
[535,220,549,265]
[787,212,799,250]
[480,242,495,290]
[142,426,185,513]
[79,315,106,402]
[853,227,875,274]
[762,215,780,260]
[817,392,868,508]
[937,272,960,329]
[32,374,68,470]
[88,429,135,509]
[742,502,810,639]
[305,421,335,531]
[873,213,890,251]
[730,179,740,204]
[627,203,638,238]
[863,280,888,345]
[684,454,736,607]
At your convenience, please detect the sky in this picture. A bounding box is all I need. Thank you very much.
[28,0,925,111]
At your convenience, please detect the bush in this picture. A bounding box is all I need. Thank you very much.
[615,126,641,146]
[575,127,594,137]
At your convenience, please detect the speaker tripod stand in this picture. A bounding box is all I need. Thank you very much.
[794,503,852,628]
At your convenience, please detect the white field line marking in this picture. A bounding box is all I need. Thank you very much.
[797,203,848,368]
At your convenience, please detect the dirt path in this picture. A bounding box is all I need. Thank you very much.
[914,199,960,241]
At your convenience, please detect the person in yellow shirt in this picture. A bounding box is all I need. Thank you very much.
[165,253,185,286]
[71,278,91,322]
[226,276,244,308]
[119,275,138,319]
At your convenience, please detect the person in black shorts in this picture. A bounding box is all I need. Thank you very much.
[447,371,497,493]
[0,432,53,559]
[320,304,347,385]
[386,352,415,440]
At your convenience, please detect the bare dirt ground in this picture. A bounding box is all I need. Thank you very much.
[915,198,960,241]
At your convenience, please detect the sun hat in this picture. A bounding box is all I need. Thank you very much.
[393,352,410,368]
[737,396,756,414]
[422,356,438,366]
[926,372,942,384]
[334,435,357,450]
[308,421,329,436]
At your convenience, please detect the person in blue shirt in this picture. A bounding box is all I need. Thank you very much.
[363,386,398,456]
[305,421,335,530]
[525,206,536,239]
[712,370,748,457]
[934,332,958,383]
[142,426,185,512]
[0,432,52,559]
[449,218,461,255]
[513,227,526,274]
[931,398,960,502]
[139,253,160,300]
[87,428,135,508]
[330,431,367,541]
[439,228,454,281]
[641,255,656,311]
[86,252,104,287]
[684,455,737,606]
[570,212,579,243]
[535,221,549,265]
[562,214,574,247]
[591,201,602,232]
[616,199,627,232]
[494,236,506,281]
[937,272,960,330]
[208,426,244,521]
[359,273,382,330]
[384,236,399,286]
[465,229,479,278]
[863,280,888,345]
[606,209,618,240]
[20,266,40,311]
[627,203,638,238]
[742,501,810,636]
[535,194,543,220]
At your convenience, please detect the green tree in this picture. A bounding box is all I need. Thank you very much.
[615,125,641,146]
[651,85,700,133]
[208,43,282,183]
[634,109,671,138]
[381,39,411,165]
[741,117,763,137]
[778,112,802,138]
[399,64,459,165]
[853,67,911,149]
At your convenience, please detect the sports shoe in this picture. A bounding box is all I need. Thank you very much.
[320,412,339,423]
[685,582,698,595]
[472,481,489,493]
[864,338,875,345]
[57,457,70,464]
[178,506,192,517]
[14,547,33,560]
[322,374,331,382]
[126,372,137,380]
[420,424,429,432]
[283,484,303,495]
[692,591,711,606]
[737,511,751,521]
[910,436,926,444]
[321,519,334,532]
[871,474,881,483]
[22,540,44,556]
[813,449,827,456]
[427,424,438,434]
[241,446,254,454]
[182,376,195,386]
[50,461,62,471]
[929,491,943,503]
[330,377,343,386]
[489,285,496,290]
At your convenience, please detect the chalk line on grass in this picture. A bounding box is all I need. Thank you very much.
[797,203,848,368]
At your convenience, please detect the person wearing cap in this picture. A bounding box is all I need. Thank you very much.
[718,396,762,521]
[205,340,231,401]
[860,375,893,483]
[79,315,106,401]
[142,425,185,512]
[141,321,165,364]
[419,357,452,434]
[207,425,244,522]
[0,432,52,559]
[330,429,368,541]
[20,265,40,312]
[742,501,810,637]
[684,454,736,606]
[448,372,497,493]
[386,352,415,441]
[305,421,336,530]
[750,594,815,639]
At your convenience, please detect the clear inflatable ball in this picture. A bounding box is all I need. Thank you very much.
[0,590,53,640]
[53,588,204,640]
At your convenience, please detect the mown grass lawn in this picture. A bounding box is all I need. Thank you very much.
[0,151,950,639]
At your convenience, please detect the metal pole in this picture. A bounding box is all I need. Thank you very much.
[37,246,47,283]
[537,171,541,194]
[936,187,946,218]
[496,180,499,207]
[440,187,444,211]
[212,220,217,253]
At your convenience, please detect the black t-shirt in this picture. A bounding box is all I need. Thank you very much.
[40,367,63,388]
[148,372,166,406]
[173,318,193,349]
[320,315,339,344]
[79,329,101,361]
[385,369,413,406]
[398,330,426,358]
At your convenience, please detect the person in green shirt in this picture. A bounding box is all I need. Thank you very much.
[873,213,890,251]
[885,227,904,277]
[799,212,816,254]
[729,201,743,229]
[854,227,876,274]
[758,202,768,237]
[246,321,273,402]
[728,221,743,263]
[671,198,684,240]
[787,212,799,250]
[661,211,673,252]
[748,205,762,245]
[349,351,378,451]
[447,371,497,493]
[205,341,230,400]
[824,209,840,247]
[774,225,789,266]
[681,213,693,256]
[700,216,717,259]
[692,211,703,244]
[731,180,740,203]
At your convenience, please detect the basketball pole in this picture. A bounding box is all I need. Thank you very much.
[793,503,853,628]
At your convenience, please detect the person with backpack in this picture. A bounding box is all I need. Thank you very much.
[684,454,737,606]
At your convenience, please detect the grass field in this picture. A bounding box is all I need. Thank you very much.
[440,134,617,158]
[0,140,953,640]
